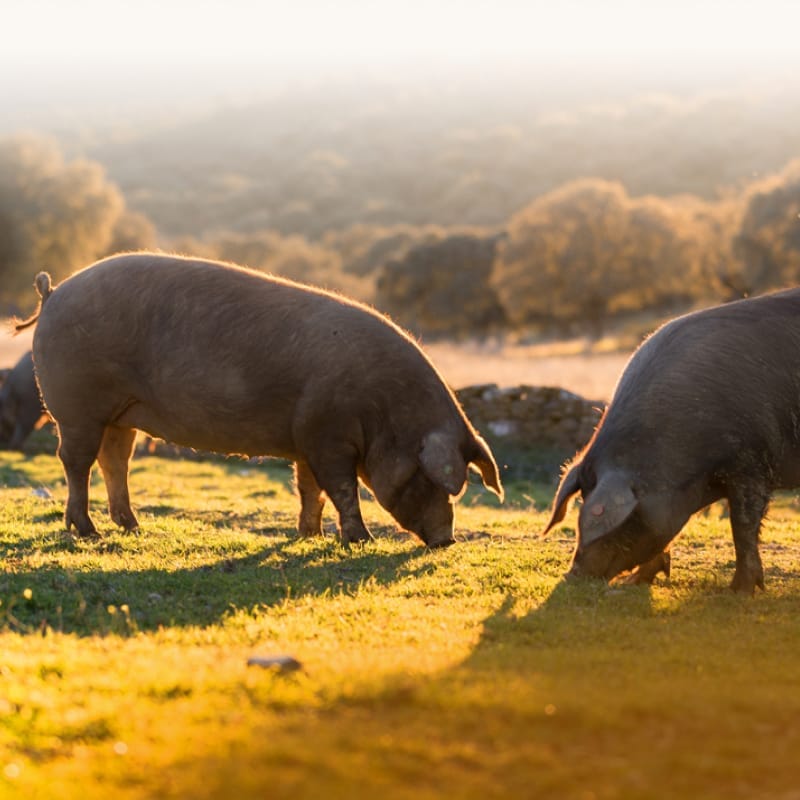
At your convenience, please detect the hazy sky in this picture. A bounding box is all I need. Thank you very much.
[4,0,800,75]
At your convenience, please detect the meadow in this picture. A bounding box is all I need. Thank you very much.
[0,450,799,799]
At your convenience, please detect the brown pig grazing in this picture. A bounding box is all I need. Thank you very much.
[542,287,800,594]
[0,351,48,450]
[17,253,503,545]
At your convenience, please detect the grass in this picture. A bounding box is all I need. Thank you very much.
[0,451,799,799]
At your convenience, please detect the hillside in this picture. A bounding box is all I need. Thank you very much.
[43,77,800,240]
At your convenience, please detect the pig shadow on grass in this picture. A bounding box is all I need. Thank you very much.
[459,579,658,675]
[0,522,432,636]
[451,556,798,691]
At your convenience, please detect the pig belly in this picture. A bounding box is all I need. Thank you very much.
[114,399,297,459]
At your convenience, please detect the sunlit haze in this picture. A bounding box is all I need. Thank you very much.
[5,0,800,79]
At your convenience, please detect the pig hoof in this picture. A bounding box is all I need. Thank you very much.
[64,518,98,538]
[730,570,765,595]
[298,523,323,537]
[111,512,139,532]
[72,526,100,539]
[341,528,374,546]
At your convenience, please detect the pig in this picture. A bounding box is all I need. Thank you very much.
[542,287,800,593]
[16,253,503,545]
[0,351,48,450]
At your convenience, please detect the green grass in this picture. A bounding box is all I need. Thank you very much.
[0,451,799,799]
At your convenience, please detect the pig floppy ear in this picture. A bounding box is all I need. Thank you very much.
[542,461,581,536]
[419,430,468,496]
[578,471,637,546]
[469,434,504,501]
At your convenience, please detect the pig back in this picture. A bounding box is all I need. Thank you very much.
[593,288,800,482]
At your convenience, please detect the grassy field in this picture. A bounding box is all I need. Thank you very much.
[0,450,799,799]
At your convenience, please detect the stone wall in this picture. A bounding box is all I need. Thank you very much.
[455,384,605,478]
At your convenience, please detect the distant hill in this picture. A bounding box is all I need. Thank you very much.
[66,78,800,240]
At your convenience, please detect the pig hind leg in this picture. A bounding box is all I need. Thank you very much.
[295,460,326,536]
[305,451,373,545]
[57,422,105,537]
[97,425,139,531]
[727,482,768,594]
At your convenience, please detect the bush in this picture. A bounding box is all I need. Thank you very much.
[375,232,507,337]
[491,179,726,335]
[731,159,800,294]
[208,230,373,301]
[0,135,153,310]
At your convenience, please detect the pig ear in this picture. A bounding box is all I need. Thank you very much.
[541,461,581,537]
[419,430,468,496]
[469,434,504,501]
[578,471,637,546]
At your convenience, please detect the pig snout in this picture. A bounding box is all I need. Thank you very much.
[411,503,455,548]
[568,529,668,584]
[422,526,456,549]
[565,553,620,583]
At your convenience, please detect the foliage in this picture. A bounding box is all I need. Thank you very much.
[85,81,800,240]
[491,179,730,334]
[208,229,372,301]
[730,159,800,294]
[375,232,507,336]
[0,452,799,799]
[0,136,152,311]
[321,223,445,277]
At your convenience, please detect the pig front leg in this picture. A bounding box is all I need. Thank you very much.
[728,484,767,594]
[305,452,374,545]
[620,549,671,585]
[294,460,326,537]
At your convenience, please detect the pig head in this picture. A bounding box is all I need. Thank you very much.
[543,461,688,583]
[365,428,503,547]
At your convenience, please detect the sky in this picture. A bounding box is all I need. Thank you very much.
[4,0,800,76]
[3,0,800,128]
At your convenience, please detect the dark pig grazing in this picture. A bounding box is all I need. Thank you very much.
[0,351,48,450]
[17,253,503,545]
[542,288,800,593]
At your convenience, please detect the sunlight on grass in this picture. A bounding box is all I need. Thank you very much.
[0,452,799,799]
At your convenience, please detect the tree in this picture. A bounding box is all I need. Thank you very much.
[491,179,720,335]
[209,231,372,301]
[730,160,800,294]
[0,135,151,310]
[375,232,506,337]
[322,223,444,277]
[107,210,157,254]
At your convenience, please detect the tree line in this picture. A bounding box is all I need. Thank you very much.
[2,134,800,338]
